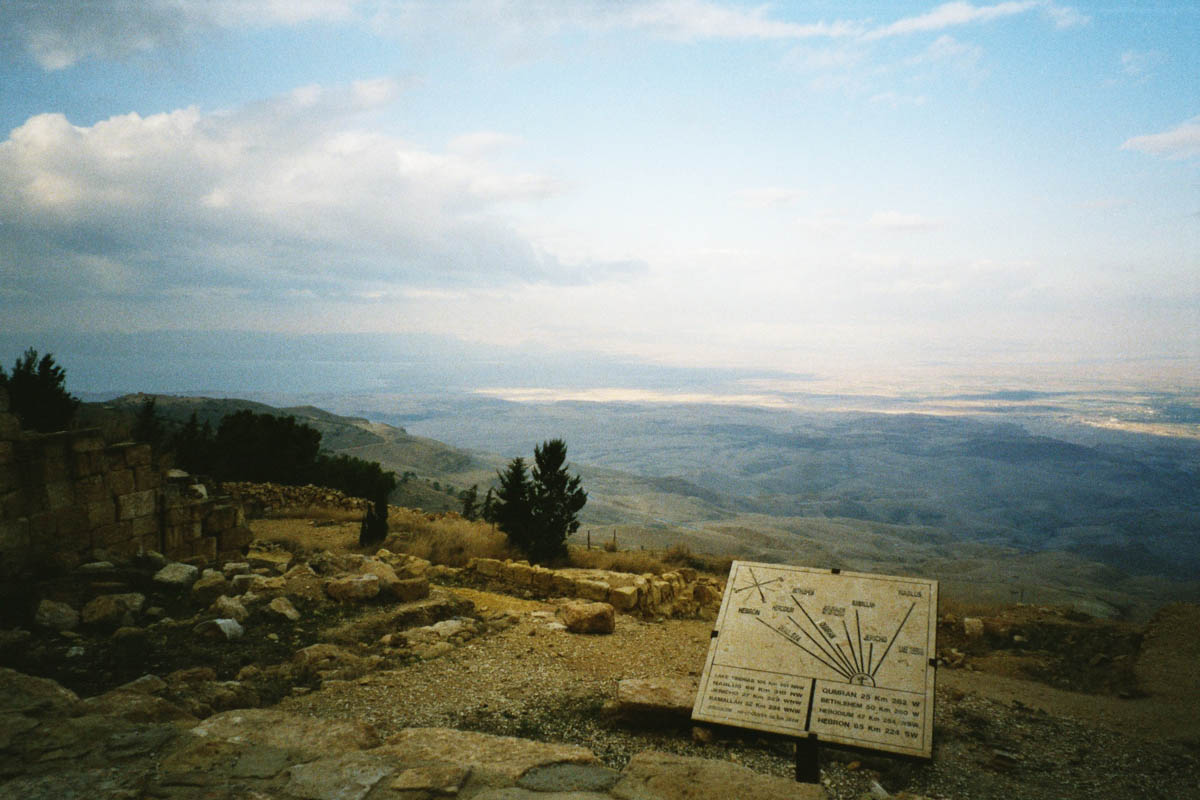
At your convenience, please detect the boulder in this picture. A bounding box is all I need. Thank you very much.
[193,618,245,640]
[80,592,145,628]
[283,563,326,602]
[267,596,301,621]
[560,601,615,634]
[963,617,985,639]
[210,595,249,622]
[616,678,698,720]
[153,562,199,588]
[359,558,402,593]
[190,571,229,604]
[246,547,293,573]
[34,599,79,631]
[293,643,377,681]
[326,574,381,603]
[81,689,197,724]
[390,576,431,603]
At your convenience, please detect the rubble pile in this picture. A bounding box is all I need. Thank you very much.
[222,482,370,515]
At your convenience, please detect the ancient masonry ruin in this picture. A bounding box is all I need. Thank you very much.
[0,389,251,582]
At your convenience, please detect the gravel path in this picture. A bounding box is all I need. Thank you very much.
[278,588,1200,800]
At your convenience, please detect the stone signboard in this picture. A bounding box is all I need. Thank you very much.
[692,562,938,758]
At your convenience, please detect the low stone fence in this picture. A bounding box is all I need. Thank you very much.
[222,482,369,517]
[463,557,725,618]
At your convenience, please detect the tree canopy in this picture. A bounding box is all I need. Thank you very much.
[488,440,587,563]
[0,349,79,433]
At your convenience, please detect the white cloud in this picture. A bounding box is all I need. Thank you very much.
[2,0,358,69]
[868,211,944,231]
[864,1,1038,40]
[1120,49,1165,78]
[735,187,803,209]
[1121,117,1200,160]
[620,0,861,41]
[0,82,634,315]
[448,131,525,158]
[3,0,1090,71]
[1042,2,1089,29]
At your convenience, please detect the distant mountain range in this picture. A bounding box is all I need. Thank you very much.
[91,391,1200,620]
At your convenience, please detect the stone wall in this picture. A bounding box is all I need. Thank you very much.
[0,389,251,580]
[464,557,725,619]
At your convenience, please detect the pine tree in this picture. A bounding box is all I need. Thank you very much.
[459,484,479,520]
[492,457,533,553]
[132,396,167,451]
[527,439,587,562]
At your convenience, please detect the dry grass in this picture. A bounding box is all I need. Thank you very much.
[265,507,364,523]
[567,542,734,577]
[382,507,517,567]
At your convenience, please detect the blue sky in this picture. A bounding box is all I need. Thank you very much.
[1,1,1197,395]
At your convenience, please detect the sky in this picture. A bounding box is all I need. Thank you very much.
[1,1,1197,397]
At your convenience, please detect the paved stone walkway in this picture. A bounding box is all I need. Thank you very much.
[0,668,825,800]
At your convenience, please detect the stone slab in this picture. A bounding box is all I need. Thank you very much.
[692,561,937,758]
[612,751,826,800]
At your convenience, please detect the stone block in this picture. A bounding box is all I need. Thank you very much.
[125,443,152,467]
[390,577,431,603]
[0,518,31,556]
[608,585,641,612]
[203,505,239,534]
[131,513,159,538]
[117,489,157,520]
[560,601,615,634]
[54,505,89,537]
[105,446,130,470]
[326,574,381,602]
[90,523,119,549]
[574,578,612,603]
[1,489,22,519]
[0,413,20,440]
[28,511,57,537]
[218,525,253,554]
[76,474,107,504]
[471,558,503,577]
[0,464,17,495]
[531,566,556,592]
[551,573,577,595]
[71,434,105,453]
[164,525,185,552]
[616,678,697,719]
[106,469,136,496]
[42,480,75,511]
[107,536,143,560]
[503,561,534,586]
[135,466,162,491]
[191,535,218,562]
[33,456,69,483]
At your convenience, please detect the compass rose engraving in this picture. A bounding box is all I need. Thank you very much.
[732,566,782,603]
